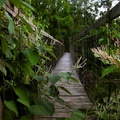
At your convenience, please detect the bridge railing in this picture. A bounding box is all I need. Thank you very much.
[44,36,64,72]
[2,0,64,72]
[71,2,120,101]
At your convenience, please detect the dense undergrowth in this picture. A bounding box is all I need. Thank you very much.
[0,0,120,120]
[0,1,85,120]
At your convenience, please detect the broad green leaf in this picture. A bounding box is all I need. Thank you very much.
[49,85,59,97]
[70,77,79,83]
[56,98,79,112]
[47,73,60,85]
[29,105,51,116]
[10,0,34,11]
[34,99,55,116]
[5,35,16,49]
[18,61,34,76]
[5,11,14,34]
[20,116,32,120]
[0,63,7,75]
[102,65,117,77]
[25,48,39,65]
[58,86,71,95]
[14,87,30,107]
[18,16,34,33]
[1,39,8,54]
[3,108,16,120]
[17,98,30,108]
[1,37,13,58]
[5,49,12,58]
[60,72,72,81]
[14,87,29,99]
[21,1,34,10]
[5,62,15,75]
[0,0,6,9]
[34,75,44,82]
[98,38,104,44]
[4,100,18,116]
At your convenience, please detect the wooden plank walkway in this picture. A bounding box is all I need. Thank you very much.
[52,52,92,118]
[36,52,92,120]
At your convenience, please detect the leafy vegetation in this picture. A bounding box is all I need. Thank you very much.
[0,0,120,120]
[90,20,120,119]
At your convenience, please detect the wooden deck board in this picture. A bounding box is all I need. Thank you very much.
[52,52,92,117]
[38,52,92,119]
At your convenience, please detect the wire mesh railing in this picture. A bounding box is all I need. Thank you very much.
[70,2,120,102]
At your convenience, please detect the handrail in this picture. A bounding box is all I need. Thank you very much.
[72,2,120,44]
[2,1,63,45]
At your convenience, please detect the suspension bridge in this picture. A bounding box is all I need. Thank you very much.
[1,1,120,120]
[36,2,120,120]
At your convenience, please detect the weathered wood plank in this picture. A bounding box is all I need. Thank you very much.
[52,112,72,118]
[72,2,120,43]
[56,83,83,87]
[52,53,92,118]
[2,1,63,45]
[56,96,91,103]
[59,86,87,95]
[37,53,92,119]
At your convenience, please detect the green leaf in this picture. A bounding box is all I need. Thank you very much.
[18,16,34,32]
[18,61,34,76]
[10,0,34,11]
[20,116,32,120]
[70,77,79,83]
[5,11,14,34]
[45,48,57,59]
[3,108,16,120]
[4,100,18,116]
[29,105,51,116]
[60,72,72,81]
[39,42,53,49]
[34,99,55,116]
[0,63,7,75]
[47,73,60,85]
[21,1,34,10]
[5,49,12,58]
[58,86,71,95]
[14,87,30,108]
[5,62,15,75]
[17,98,30,108]
[34,75,44,82]
[56,98,80,112]
[98,38,104,44]
[102,65,117,77]
[1,39,8,54]
[0,0,6,9]
[39,54,51,61]
[25,48,39,65]
[49,85,59,97]
[14,87,29,100]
